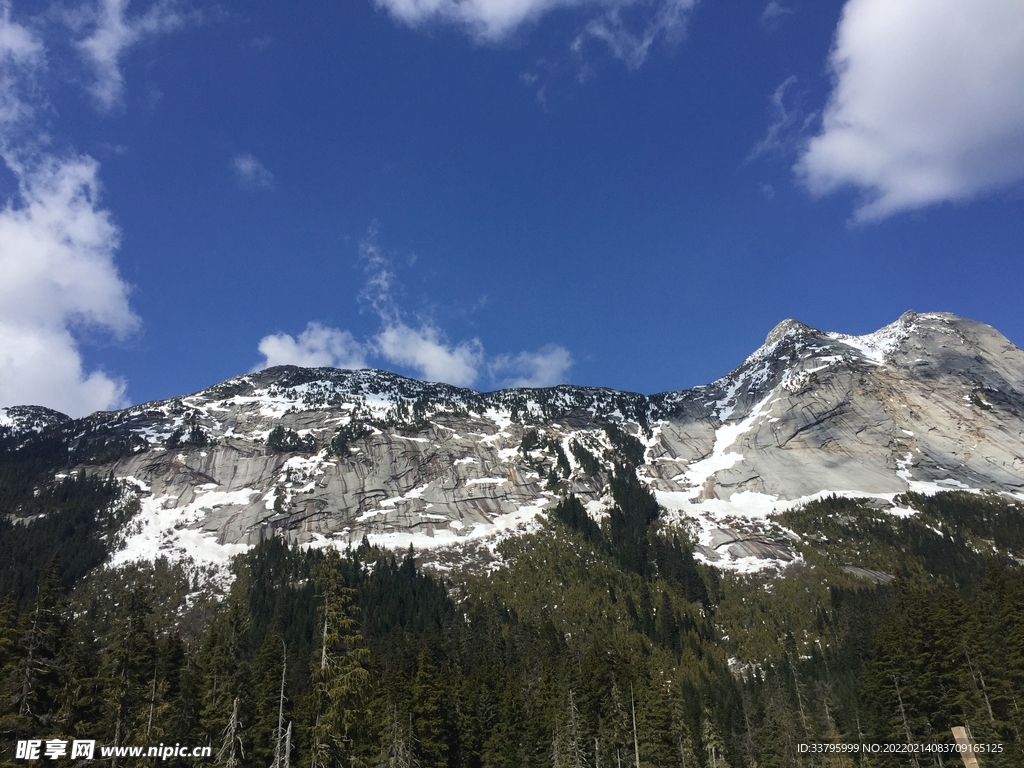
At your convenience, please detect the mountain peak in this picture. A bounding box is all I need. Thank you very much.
[762,318,818,349]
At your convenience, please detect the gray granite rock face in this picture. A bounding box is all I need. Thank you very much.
[22,311,1023,571]
[695,311,1024,501]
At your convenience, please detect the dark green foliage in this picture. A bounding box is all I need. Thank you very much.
[357,547,454,646]
[267,426,317,453]
[308,553,373,767]
[519,429,541,454]
[328,421,371,457]
[550,477,708,607]
[651,534,709,606]
[602,422,645,468]
[2,561,65,738]
[411,650,454,766]
[0,430,73,513]
[970,388,994,410]
[0,474,134,607]
[70,426,148,465]
[569,440,601,476]
[166,426,211,449]
[554,442,570,477]
[165,429,183,449]
[898,490,1024,558]
[550,494,602,544]
[606,467,661,578]
[779,492,1024,590]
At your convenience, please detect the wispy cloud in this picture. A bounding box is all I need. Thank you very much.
[0,3,42,131]
[233,153,275,190]
[760,1,793,27]
[0,2,138,416]
[254,224,573,389]
[376,0,698,71]
[73,0,197,112]
[796,0,1024,222]
[744,75,815,165]
[572,0,696,70]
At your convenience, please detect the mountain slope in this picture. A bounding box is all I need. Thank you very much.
[2,310,1023,575]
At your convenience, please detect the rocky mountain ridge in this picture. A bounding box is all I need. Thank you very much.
[3,310,1023,575]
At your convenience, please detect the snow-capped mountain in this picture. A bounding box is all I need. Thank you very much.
[3,311,1023,575]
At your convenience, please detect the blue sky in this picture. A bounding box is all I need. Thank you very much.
[1,0,1023,416]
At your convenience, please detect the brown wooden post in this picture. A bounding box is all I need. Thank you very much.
[950,726,980,768]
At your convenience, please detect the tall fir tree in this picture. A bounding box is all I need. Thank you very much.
[309,552,373,768]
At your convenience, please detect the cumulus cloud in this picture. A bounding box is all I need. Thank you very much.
[233,153,274,190]
[357,226,487,386]
[490,344,574,388]
[376,322,484,387]
[0,155,138,416]
[796,0,1024,222]
[256,323,367,370]
[0,4,137,417]
[0,324,128,417]
[75,0,195,111]
[253,225,573,389]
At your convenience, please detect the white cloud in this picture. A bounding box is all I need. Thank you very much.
[75,0,194,111]
[357,226,485,385]
[490,344,573,388]
[233,153,274,190]
[796,0,1024,222]
[0,4,137,417]
[255,323,367,370]
[0,4,39,61]
[376,0,583,41]
[356,220,399,323]
[0,323,127,417]
[0,155,138,416]
[375,322,484,386]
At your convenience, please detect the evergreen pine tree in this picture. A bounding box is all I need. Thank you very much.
[700,709,729,768]
[7,560,64,735]
[100,586,157,762]
[309,553,373,768]
[411,649,452,767]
